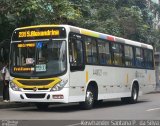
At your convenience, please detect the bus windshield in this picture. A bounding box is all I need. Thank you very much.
[10,40,67,78]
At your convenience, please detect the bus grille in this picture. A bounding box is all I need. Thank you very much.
[18,80,53,86]
[25,93,46,99]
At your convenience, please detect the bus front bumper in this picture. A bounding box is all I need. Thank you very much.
[9,88,69,103]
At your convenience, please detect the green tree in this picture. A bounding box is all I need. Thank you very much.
[72,0,159,46]
[0,0,81,41]
[1,0,160,47]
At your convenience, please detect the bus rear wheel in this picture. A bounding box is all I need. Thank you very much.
[129,85,139,103]
[80,87,94,110]
[121,84,139,104]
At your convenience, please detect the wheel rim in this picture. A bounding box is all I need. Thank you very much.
[86,91,94,105]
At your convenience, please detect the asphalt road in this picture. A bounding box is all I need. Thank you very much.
[0,93,160,121]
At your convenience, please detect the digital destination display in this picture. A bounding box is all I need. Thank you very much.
[13,64,47,72]
[18,30,60,38]
[18,43,35,48]
[12,27,66,41]
[13,67,34,72]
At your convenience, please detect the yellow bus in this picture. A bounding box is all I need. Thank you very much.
[9,25,156,110]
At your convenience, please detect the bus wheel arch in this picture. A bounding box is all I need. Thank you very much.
[80,81,98,109]
[87,81,98,101]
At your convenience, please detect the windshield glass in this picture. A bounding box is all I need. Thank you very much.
[10,40,67,78]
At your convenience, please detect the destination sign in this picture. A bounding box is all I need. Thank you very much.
[18,43,35,48]
[12,27,66,41]
[18,30,60,38]
[13,66,34,72]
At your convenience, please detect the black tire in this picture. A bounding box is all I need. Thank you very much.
[121,85,139,104]
[80,87,94,110]
[129,85,139,104]
[35,103,49,110]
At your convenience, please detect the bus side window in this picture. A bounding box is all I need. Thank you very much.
[85,37,98,64]
[124,45,134,66]
[112,43,124,66]
[97,39,111,65]
[69,34,84,71]
[144,49,153,69]
[135,48,145,68]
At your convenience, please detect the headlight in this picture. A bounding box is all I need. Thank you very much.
[50,79,68,91]
[10,82,21,91]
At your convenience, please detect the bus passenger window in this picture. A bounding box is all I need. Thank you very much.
[112,43,123,66]
[144,49,153,69]
[135,48,144,67]
[85,37,98,64]
[69,36,84,70]
[124,45,134,66]
[98,39,111,65]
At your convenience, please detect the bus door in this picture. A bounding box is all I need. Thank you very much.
[69,33,85,101]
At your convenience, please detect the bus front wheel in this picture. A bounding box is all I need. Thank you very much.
[80,87,94,110]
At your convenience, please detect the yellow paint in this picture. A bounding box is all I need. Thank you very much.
[126,73,129,85]
[12,77,61,89]
[86,71,89,83]
[149,74,151,82]
[81,29,99,38]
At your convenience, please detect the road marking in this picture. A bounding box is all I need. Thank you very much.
[146,107,160,112]
[66,123,81,126]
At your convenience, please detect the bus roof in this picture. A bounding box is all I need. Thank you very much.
[15,25,60,30]
[69,25,153,50]
[14,24,153,50]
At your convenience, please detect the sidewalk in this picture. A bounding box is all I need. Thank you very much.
[0,96,31,109]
